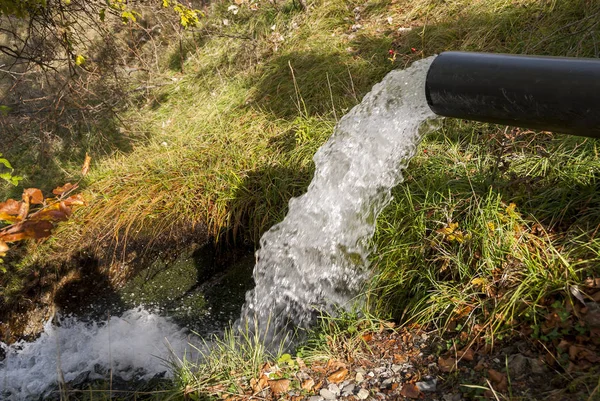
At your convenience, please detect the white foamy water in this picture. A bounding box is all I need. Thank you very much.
[240,57,439,341]
[0,307,196,400]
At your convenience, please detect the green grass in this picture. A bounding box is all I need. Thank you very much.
[2,0,600,397]
[369,121,600,335]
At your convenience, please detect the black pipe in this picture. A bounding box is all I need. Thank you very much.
[425,52,600,138]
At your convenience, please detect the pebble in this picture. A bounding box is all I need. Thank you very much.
[355,372,365,383]
[357,388,370,400]
[391,364,402,373]
[342,383,355,396]
[328,383,341,396]
[381,378,394,389]
[416,378,437,392]
[320,388,337,400]
[309,396,324,401]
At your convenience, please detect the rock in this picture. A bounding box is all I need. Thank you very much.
[308,396,324,401]
[391,364,402,373]
[415,378,437,392]
[355,372,365,383]
[357,388,370,400]
[584,302,600,328]
[320,388,337,400]
[328,383,341,396]
[341,383,355,396]
[508,354,545,378]
[381,378,394,389]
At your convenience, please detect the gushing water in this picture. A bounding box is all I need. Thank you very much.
[1,308,196,400]
[240,57,438,342]
[0,57,438,399]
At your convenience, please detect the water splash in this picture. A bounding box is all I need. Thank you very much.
[0,307,196,400]
[240,57,439,342]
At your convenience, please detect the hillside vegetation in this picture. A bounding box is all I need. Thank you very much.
[1,0,600,399]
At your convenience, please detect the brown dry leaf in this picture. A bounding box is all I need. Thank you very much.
[0,220,54,242]
[488,369,508,391]
[29,209,69,222]
[0,199,22,216]
[326,360,346,371]
[394,353,408,364]
[52,183,76,196]
[63,194,86,207]
[296,357,307,370]
[23,188,44,205]
[438,356,456,373]
[301,379,315,391]
[328,367,348,384]
[400,383,421,399]
[0,239,8,256]
[569,345,582,361]
[258,375,268,390]
[362,332,373,342]
[457,348,475,362]
[268,379,290,395]
[17,197,30,221]
[81,153,91,176]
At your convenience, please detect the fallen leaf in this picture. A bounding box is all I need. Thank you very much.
[362,333,373,342]
[296,357,307,370]
[457,348,475,362]
[0,220,54,242]
[488,369,508,391]
[63,194,86,207]
[0,239,8,255]
[438,356,456,372]
[0,199,21,215]
[23,188,44,205]
[81,152,91,176]
[328,367,348,384]
[394,353,408,364]
[301,379,315,391]
[52,183,77,196]
[400,383,421,399]
[268,379,290,395]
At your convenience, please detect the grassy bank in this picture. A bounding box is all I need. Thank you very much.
[2,0,600,398]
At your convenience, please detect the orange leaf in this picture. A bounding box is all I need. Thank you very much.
[63,194,86,207]
[23,188,44,205]
[17,198,29,221]
[301,379,315,391]
[0,199,21,215]
[29,209,70,222]
[52,183,77,196]
[81,152,91,176]
[0,220,54,242]
[400,383,421,399]
[0,239,8,255]
[267,379,290,395]
[327,367,348,384]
